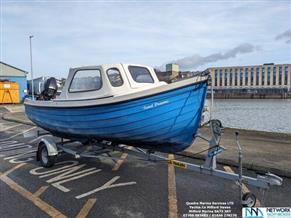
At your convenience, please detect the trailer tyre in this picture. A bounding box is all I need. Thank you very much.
[39,143,56,168]
[242,192,256,207]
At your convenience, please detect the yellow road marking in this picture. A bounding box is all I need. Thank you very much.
[168,154,178,218]
[75,198,97,218]
[223,166,261,206]
[34,186,49,197]
[2,163,27,176]
[112,153,128,171]
[0,164,67,218]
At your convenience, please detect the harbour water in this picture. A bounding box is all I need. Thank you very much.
[206,99,291,134]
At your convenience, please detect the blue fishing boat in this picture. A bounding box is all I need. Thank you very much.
[24,64,208,153]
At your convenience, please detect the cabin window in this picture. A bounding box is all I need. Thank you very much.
[69,69,102,92]
[128,66,154,83]
[107,68,124,87]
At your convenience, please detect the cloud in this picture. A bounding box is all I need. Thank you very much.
[1,2,290,77]
[275,29,291,44]
[167,43,260,70]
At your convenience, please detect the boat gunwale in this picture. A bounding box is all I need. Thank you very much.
[24,76,208,108]
[25,85,203,118]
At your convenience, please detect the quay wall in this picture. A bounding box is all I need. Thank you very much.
[207,92,291,99]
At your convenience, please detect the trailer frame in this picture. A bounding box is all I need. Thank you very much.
[34,119,283,207]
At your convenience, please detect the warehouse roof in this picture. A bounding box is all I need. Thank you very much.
[0,61,28,77]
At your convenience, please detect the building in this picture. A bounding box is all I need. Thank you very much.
[0,61,28,102]
[208,63,291,98]
[166,63,179,78]
[156,63,180,83]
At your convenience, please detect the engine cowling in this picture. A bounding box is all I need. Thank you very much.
[37,77,57,100]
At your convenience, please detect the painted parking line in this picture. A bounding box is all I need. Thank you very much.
[0,164,67,218]
[112,153,128,171]
[0,126,37,142]
[0,139,36,163]
[3,106,14,112]
[168,154,178,218]
[111,146,134,171]
[223,166,261,206]
[0,123,23,132]
[1,163,27,176]
[3,149,36,163]
[75,176,137,199]
[34,186,49,197]
[75,198,97,218]
[29,160,137,199]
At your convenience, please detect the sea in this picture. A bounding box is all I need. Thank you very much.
[205,99,291,134]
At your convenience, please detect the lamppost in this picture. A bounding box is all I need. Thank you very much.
[29,35,34,100]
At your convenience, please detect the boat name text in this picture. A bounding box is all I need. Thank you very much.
[143,100,169,110]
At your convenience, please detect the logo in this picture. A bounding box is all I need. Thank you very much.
[243,208,265,218]
[242,207,291,218]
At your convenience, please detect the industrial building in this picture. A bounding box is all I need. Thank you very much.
[208,63,291,98]
[0,61,28,103]
[156,62,291,98]
[155,63,180,83]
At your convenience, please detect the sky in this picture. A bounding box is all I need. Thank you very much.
[1,0,291,78]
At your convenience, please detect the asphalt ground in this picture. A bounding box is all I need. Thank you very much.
[3,109,291,178]
[0,117,290,218]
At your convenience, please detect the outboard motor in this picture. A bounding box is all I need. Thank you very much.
[37,77,57,100]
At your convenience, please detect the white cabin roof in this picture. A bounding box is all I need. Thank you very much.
[59,64,167,100]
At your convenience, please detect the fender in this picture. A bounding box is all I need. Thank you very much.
[37,136,58,161]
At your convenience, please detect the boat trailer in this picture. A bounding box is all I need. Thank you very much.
[33,119,283,207]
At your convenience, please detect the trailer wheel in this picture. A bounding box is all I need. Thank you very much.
[39,143,56,168]
[242,192,256,207]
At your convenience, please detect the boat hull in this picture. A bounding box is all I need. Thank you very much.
[25,81,207,153]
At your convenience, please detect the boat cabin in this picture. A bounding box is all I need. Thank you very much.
[59,64,167,100]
